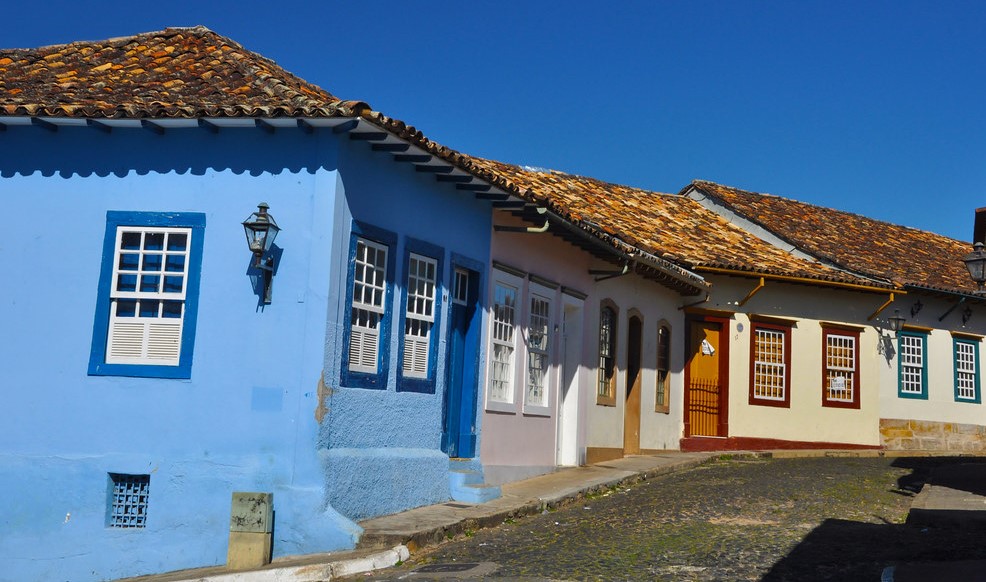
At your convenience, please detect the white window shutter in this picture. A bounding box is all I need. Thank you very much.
[404,335,429,378]
[350,325,379,373]
[107,320,181,365]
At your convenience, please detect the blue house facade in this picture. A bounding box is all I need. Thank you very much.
[319,130,494,520]
[0,28,500,582]
[0,120,357,581]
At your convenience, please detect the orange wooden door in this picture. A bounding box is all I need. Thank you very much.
[687,321,724,437]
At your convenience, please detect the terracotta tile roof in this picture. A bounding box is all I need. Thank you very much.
[460,158,890,289]
[0,26,367,118]
[687,180,976,295]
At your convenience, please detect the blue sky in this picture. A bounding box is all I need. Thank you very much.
[7,1,985,241]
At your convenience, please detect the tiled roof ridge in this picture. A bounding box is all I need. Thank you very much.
[2,25,210,53]
[471,155,679,198]
[452,156,893,290]
[687,179,898,282]
[0,26,371,119]
[690,179,967,244]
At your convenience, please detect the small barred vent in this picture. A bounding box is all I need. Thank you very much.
[108,473,150,528]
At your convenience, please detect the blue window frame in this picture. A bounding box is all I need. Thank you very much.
[88,211,205,379]
[897,331,928,399]
[397,238,444,393]
[341,221,396,390]
[954,338,981,403]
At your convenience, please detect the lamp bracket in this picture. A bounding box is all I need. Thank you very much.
[938,296,968,322]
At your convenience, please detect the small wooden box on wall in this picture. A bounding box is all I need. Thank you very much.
[227,492,273,570]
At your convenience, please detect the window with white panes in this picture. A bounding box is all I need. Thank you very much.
[489,282,518,403]
[955,339,980,402]
[526,294,551,408]
[655,325,671,413]
[403,254,437,379]
[898,332,927,398]
[597,304,617,404]
[107,227,191,366]
[823,327,860,408]
[751,323,790,405]
[349,238,388,374]
[453,268,469,306]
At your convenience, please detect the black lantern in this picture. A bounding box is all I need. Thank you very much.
[886,309,906,335]
[964,242,986,293]
[242,203,280,304]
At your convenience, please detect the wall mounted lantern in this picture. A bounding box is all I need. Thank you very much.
[886,309,906,335]
[242,202,281,304]
[963,242,986,293]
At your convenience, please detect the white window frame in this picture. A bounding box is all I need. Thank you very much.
[751,326,787,403]
[523,283,554,415]
[955,339,980,402]
[899,332,926,398]
[402,253,438,379]
[349,237,388,375]
[824,330,858,406]
[106,226,191,366]
[486,270,523,411]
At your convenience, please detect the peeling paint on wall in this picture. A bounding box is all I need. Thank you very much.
[315,372,331,424]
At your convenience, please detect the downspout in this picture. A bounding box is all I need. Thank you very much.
[736,277,765,306]
[679,293,711,310]
[867,293,896,321]
[591,262,633,282]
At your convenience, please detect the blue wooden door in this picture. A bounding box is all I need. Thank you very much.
[442,266,480,458]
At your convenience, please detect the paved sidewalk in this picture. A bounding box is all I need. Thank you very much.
[883,460,986,582]
[120,452,714,581]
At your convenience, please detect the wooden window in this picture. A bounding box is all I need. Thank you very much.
[526,294,551,409]
[489,281,518,404]
[597,303,617,405]
[822,326,860,409]
[898,331,927,399]
[749,322,792,407]
[106,227,190,366]
[402,253,437,379]
[89,211,205,379]
[655,324,671,413]
[349,238,388,374]
[955,339,981,403]
[452,268,469,306]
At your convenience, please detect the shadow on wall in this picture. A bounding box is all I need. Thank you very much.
[762,457,986,581]
[0,126,336,178]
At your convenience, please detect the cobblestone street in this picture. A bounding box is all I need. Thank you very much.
[351,456,986,581]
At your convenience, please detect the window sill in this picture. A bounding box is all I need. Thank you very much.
[748,398,790,408]
[522,405,551,417]
[485,399,517,414]
[596,395,616,407]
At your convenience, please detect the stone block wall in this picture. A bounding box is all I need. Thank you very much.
[880,418,986,452]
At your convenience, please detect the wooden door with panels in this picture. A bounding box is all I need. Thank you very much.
[685,317,729,437]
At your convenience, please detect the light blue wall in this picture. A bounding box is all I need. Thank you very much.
[320,140,492,520]
[0,126,357,582]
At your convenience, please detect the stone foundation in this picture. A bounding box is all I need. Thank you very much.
[880,418,986,452]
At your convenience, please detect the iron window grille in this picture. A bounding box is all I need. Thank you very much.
[108,473,149,529]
